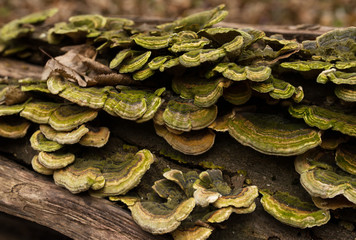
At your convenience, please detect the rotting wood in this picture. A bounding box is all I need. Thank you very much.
[0,156,165,240]
[0,58,43,79]
[0,23,354,240]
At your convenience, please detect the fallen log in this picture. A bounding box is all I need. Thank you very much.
[0,156,165,240]
[0,20,355,240]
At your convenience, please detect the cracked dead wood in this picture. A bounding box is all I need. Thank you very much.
[0,58,43,79]
[0,156,164,240]
[0,23,354,240]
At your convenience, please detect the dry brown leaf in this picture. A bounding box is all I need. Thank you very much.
[42,50,90,86]
[42,46,136,87]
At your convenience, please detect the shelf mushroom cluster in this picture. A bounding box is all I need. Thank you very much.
[111,169,258,239]
[0,98,155,197]
[294,147,356,209]
[0,4,355,239]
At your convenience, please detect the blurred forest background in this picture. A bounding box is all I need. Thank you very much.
[0,0,355,26]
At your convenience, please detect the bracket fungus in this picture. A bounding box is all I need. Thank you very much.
[172,202,256,240]
[227,112,322,156]
[48,105,98,131]
[47,75,112,109]
[132,64,155,81]
[48,14,134,45]
[132,31,211,54]
[54,160,105,194]
[13,100,99,132]
[30,122,111,178]
[37,151,75,170]
[280,61,334,72]
[154,124,216,155]
[119,51,152,74]
[193,170,258,209]
[30,130,64,152]
[300,169,356,205]
[179,48,226,68]
[31,155,54,175]
[294,148,334,175]
[20,82,51,94]
[172,76,231,108]
[320,131,349,150]
[0,116,30,138]
[260,190,330,228]
[317,69,356,85]
[167,169,258,238]
[54,147,155,196]
[213,186,258,209]
[156,4,227,32]
[302,27,356,62]
[268,77,303,102]
[78,126,110,148]
[311,196,356,210]
[335,84,356,102]
[161,99,218,132]
[39,124,89,145]
[0,8,58,56]
[110,49,138,69]
[198,27,254,46]
[240,34,301,64]
[208,63,271,82]
[105,87,165,122]
[335,143,356,175]
[95,29,133,50]
[148,56,173,70]
[47,75,165,122]
[169,36,211,53]
[335,60,356,70]
[295,149,356,206]
[223,81,252,105]
[133,33,173,50]
[1,6,356,239]
[289,104,356,137]
[171,226,213,240]
[111,169,258,238]
[19,101,62,124]
[0,100,27,117]
[250,77,274,93]
[111,180,196,235]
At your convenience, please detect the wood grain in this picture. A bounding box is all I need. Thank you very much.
[0,156,164,240]
[0,58,43,79]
